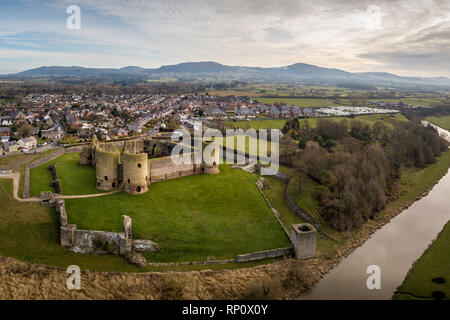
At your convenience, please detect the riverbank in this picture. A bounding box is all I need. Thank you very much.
[297,148,450,299]
[1,148,450,299]
[393,221,450,300]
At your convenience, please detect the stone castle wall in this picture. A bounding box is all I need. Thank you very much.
[80,136,220,194]
[148,154,199,183]
[235,247,293,262]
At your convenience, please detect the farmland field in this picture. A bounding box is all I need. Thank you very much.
[253,97,343,107]
[226,113,408,130]
[426,115,450,131]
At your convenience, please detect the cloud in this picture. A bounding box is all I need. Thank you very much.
[0,0,449,76]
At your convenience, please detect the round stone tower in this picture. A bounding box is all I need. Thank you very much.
[95,144,120,191]
[90,134,99,148]
[122,152,148,194]
[78,134,100,166]
[201,141,220,174]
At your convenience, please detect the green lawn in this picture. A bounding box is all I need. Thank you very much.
[390,150,450,206]
[253,97,342,107]
[426,115,450,131]
[225,113,408,130]
[29,153,102,196]
[393,221,450,300]
[0,149,60,197]
[278,165,346,256]
[0,178,141,273]
[0,175,286,272]
[215,135,276,157]
[65,165,290,262]
[263,150,450,261]
[370,98,442,107]
[351,113,408,128]
[283,168,324,223]
[262,171,342,259]
[226,119,288,130]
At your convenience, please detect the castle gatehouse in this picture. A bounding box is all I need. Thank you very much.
[79,135,220,194]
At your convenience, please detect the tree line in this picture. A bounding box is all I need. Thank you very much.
[280,118,448,231]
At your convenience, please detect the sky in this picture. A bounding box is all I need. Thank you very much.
[1,0,450,77]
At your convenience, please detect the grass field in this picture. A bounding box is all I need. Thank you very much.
[0,178,141,272]
[262,169,344,259]
[226,119,288,130]
[29,153,102,196]
[226,113,408,130]
[393,221,450,300]
[253,97,342,107]
[262,149,450,262]
[0,176,286,272]
[349,113,408,128]
[204,84,370,98]
[204,84,443,104]
[215,135,276,157]
[426,115,450,131]
[0,149,60,197]
[0,153,37,170]
[369,98,442,107]
[64,164,290,262]
[2,130,448,273]
[390,150,450,206]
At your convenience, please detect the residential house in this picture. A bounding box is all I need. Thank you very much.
[234,108,253,118]
[12,110,27,121]
[41,125,62,140]
[5,141,18,153]
[268,106,280,118]
[280,105,291,118]
[0,116,12,126]
[114,128,129,137]
[0,127,11,143]
[18,136,37,151]
[292,106,302,117]
[301,108,313,116]
[206,108,226,118]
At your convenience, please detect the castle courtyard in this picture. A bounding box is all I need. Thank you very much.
[64,164,290,262]
[25,153,290,264]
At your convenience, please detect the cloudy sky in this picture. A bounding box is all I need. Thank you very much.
[1,0,450,77]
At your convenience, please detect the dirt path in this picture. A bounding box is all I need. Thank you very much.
[57,190,121,199]
[23,149,65,198]
[0,148,119,201]
[0,173,40,202]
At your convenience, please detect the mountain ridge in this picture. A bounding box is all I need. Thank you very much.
[5,61,450,88]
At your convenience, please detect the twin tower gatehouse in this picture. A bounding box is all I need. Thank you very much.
[79,135,220,195]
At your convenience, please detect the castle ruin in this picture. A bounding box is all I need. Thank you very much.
[79,135,220,195]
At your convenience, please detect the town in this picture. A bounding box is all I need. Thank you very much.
[0,92,414,156]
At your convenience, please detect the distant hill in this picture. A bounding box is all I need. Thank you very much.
[6,61,450,88]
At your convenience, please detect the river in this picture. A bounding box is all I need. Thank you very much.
[298,123,450,300]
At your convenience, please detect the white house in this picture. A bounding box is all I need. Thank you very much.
[18,136,37,151]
